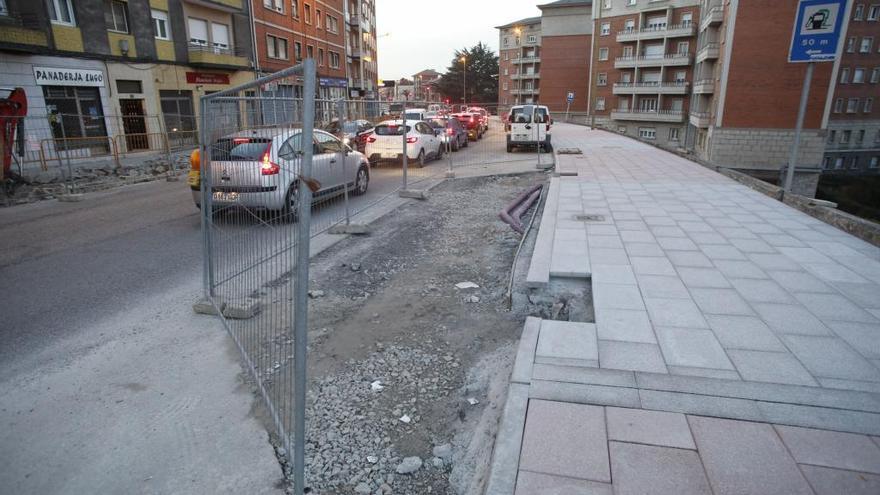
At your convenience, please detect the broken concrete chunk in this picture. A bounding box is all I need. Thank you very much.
[308,290,325,298]
[395,456,422,474]
[193,298,224,315]
[455,281,480,290]
[222,300,261,319]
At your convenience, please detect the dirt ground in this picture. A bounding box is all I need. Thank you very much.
[288,172,548,494]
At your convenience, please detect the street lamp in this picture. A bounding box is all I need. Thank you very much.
[460,55,467,107]
[514,27,522,105]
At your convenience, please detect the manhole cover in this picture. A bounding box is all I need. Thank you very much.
[574,214,606,222]
[557,148,582,155]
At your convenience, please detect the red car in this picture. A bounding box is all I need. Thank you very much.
[467,107,490,131]
[452,112,484,141]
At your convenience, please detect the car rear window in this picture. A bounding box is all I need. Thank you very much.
[428,119,447,129]
[211,138,271,161]
[374,124,411,136]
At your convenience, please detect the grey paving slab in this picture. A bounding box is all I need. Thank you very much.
[793,292,879,323]
[779,246,835,264]
[609,442,712,495]
[616,220,649,231]
[519,400,610,482]
[803,262,870,284]
[620,230,656,243]
[826,321,880,359]
[817,377,880,393]
[514,471,612,495]
[747,252,804,272]
[677,267,732,288]
[766,269,836,293]
[752,302,833,336]
[705,314,787,351]
[688,416,814,495]
[690,288,755,316]
[651,226,689,238]
[729,238,777,254]
[727,349,819,386]
[536,320,599,367]
[757,401,880,436]
[657,237,699,252]
[689,232,727,245]
[594,284,646,311]
[606,407,695,449]
[639,390,763,421]
[595,308,657,344]
[760,233,807,247]
[655,326,734,369]
[589,248,630,266]
[484,383,529,495]
[591,264,637,286]
[775,425,880,474]
[678,221,715,233]
[667,250,714,268]
[599,341,668,373]
[729,278,796,304]
[701,245,749,261]
[588,235,624,249]
[783,335,880,382]
[531,363,637,388]
[630,256,677,276]
[529,380,642,409]
[624,242,666,257]
[511,317,541,385]
[550,240,591,278]
[667,365,742,380]
[800,465,880,495]
[556,228,587,241]
[832,282,880,309]
[712,260,768,280]
[587,225,620,236]
[645,299,709,329]
[637,275,690,299]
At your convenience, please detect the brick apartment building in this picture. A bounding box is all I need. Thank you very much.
[412,69,441,102]
[497,16,543,107]
[253,0,378,99]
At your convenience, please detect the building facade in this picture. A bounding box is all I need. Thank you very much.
[497,16,542,107]
[412,69,441,102]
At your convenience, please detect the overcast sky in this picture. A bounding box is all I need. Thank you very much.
[375,0,542,81]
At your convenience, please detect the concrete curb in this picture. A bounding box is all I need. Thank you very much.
[525,178,560,288]
[483,383,529,495]
[510,317,541,385]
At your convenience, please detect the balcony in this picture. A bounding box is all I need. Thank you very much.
[0,12,48,49]
[689,111,710,128]
[700,5,724,31]
[616,23,696,42]
[614,53,692,68]
[187,45,249,68]
[510,72,540,80]
[513,56,541,64]
[510,88,539,95]
[611,109,686,122]
[612,81,689,95]
[692,79,715,94]
[696,43,720,63]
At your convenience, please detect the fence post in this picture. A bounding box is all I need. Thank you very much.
[445,133,454,179]
[401,107,408,191]
[292,58,317,495]
[57,122,76,194]
[199,97,215,297]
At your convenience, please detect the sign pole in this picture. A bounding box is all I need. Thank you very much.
[784,62,814,194]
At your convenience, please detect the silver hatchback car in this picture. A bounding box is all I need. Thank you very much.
[193,127,371,215]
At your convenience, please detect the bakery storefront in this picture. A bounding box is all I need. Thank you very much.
[34,67,109,151]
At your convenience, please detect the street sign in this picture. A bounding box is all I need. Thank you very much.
[788,0,847,63]
[566,91,575,102]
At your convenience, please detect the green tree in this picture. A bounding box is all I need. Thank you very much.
[436,42,499,105]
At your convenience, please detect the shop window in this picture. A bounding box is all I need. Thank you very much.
[43,86,108,151]
[159,90,196,142]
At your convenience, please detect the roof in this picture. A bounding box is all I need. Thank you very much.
[538,0,592,8]
[495,16,542,29]
[413,69,441,78]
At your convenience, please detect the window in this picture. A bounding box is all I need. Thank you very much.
[869,5,880,20]
[503,68,508,75]
[597,73,607,86]
[515,36,520,46]
[677,41,689,55]
[596,97,605,110]
[854,68,866,83]
[318,48,324,65]
[842,130,852,143]
[211,23,229,50]
[601,23,610,35]
[847,37,856,52]
[599,47,609,60]
[294,41,302,60]
[627,0,636,5]
[834,157,844,169]
[329,51,340,68]
[152,9,170,40]
[104,0,129,33]
[840,67,850,83]
[304,3,311,23]
[861,37,874,53]
[326,15,338,33]
[646,15,667,30]
[307,45,313,59]
[502,82,508,90]
[847,98,860,113]
[674,70,686,83]
[858,129,866,143]
[625,19,635,31]
[834,98,843,113]
[48,0,75,25]
[188,18,208,46]
[639,127,656,140]
[291,0,299,17]
[669,127,680,141]
[503,37,509,47]
[528,35,537,43]
[871,68,880,83]
[264,0,283,12]
[855,3,865,20]
[116,80,142,93]
[504,52,508,61]
[622,45,633,57]
[828,130,836,143]
[870,157,879,169]
[315,9,321,28]
[681,12,692,26]
[850,157,859,169]
[0,0,7,15]
[267,34,288,59]
[823,157,831,169]
[603,0,611,8]
[866,98,874,112]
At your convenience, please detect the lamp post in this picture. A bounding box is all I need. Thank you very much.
[514,27,522,105]
[460,55,467,107]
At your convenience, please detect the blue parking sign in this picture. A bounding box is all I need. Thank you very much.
[789,0,847,62]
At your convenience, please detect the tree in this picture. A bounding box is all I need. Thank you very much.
[436,42,499,106]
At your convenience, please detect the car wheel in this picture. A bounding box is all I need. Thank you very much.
[463,137,469,148]
[452,140,459,152]
[353,166,369,195]
[278,183,299,222]
[506,143,513,152]
[436,144,444,160]
[417,149,425,168]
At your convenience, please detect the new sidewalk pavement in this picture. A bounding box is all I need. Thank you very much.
[489,125,880,494]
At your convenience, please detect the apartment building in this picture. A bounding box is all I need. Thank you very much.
[822,2,880,175]
[253,0,377,99]
[539,0,593,114]
[0,0,254,143]
[497,16,542,106]
[412,69,441,102]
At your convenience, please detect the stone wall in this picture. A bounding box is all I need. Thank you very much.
[707,127,826,172]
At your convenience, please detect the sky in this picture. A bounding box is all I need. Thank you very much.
[375,0,542,81]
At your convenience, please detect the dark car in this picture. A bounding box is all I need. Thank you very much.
[452,112,484,141]
[324,119,374,153]
[427,117,468,151]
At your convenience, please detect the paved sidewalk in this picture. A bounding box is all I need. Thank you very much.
[489,125,880,494]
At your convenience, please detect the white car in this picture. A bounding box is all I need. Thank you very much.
[506,104,552,152]
[404,108,428,121]
[193,128,370,216]
[364,120,444,167]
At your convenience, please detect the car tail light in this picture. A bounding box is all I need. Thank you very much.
[446,128,454,135]
[260,150,280,175]
[367,136,377,143]
[406,136,418,144]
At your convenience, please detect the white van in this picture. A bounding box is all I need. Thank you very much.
[506,104,552,152]
[404,108,428,122]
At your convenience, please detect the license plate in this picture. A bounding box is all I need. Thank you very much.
[514,134,529,140]
[212,191,239,202]
[382,152,398,158]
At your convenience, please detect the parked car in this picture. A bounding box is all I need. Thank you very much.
[427,116,468,151]
[506,105,552,134]
[191,128,370,216]
[364,120,444,167]
[506,104,552,152]
[453,112,484,141]
[404,108,428,121]
[468,107,490,131]
[324,119,374,153]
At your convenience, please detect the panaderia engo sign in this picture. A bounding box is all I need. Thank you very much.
[33,67,106,87]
